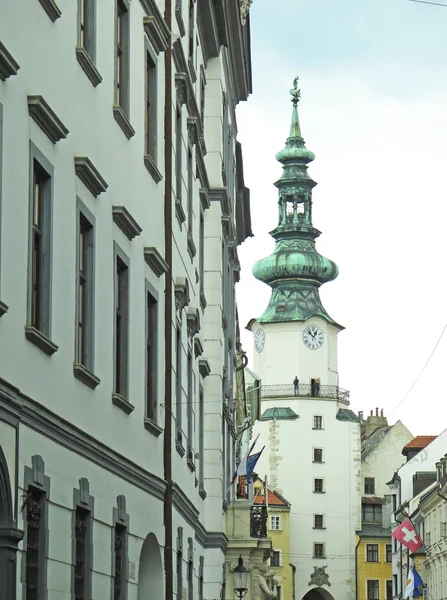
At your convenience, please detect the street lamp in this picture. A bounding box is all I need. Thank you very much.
[233,555,249,599]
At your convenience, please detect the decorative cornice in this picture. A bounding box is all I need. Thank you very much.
[204,531,228,552]
[113,105,135,139]
[27,95,69,144]
[74,157,108,198]
[143,16,170,55]
[144,247,168,277]
[144,155,163,183]
[199,188,210,211]
[0,41,20,81]
[76,47,102,87]
[186,307,200,337]
[0,300,8,318]
[198,359,211,378]
[172,482,200,530]
[239,0,253,26]
[112,206,142,240]
[38,0,61,21]
[196,151,210,191]
[175,277,190,312]
[210,188,230,217]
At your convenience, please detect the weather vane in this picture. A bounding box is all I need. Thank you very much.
[290,76,301,104]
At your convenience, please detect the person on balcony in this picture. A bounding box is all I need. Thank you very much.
[293,376,299,395]
[311,378,320,397]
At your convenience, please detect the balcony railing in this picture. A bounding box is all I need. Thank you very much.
[250,505,268,538]
[261,383,350,402]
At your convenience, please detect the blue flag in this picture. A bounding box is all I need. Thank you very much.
[413,567,423,598]
[246,447,265,483]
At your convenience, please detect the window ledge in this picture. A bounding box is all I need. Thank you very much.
[199,290,207,311]
[0,41,20,81]
[73,363,100,389]
[188,57,197,84]
[144,418,162,437]
[28,95,69,144]
[313,491,326,494]
[199,486,207,500]
[312,428,325,430]
[187,451,196,472]
[187,233,197,259]
[175,198,186,226]
[0,300,8,317]
[25,326,58,356]
[112,393,134,414]
[313,527,326,530]
[222,499,228,512]
[175,6,186,36]
[38,0,61,21]
[313,461,325,464]
[176,438,185,457]
[144,155,163,183]
[76,47,102,87]
[113,106,135,139]
[313,556,327,560]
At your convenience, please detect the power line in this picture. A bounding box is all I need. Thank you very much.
[389,323,447,415]
[408,0,447,6]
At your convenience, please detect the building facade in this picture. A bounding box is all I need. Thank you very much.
[249,79,362,600]
[0,0,252,598]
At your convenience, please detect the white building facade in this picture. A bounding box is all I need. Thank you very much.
[0,0,252,598]
[249,81,362,600]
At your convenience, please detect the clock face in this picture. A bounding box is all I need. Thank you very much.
[254,328,265,353]
[302,326,324,350]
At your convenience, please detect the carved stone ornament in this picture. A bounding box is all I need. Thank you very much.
[252,564,277,600]
[175,72,188,106]
[174,277,190,313]
[308,566,331,587]
[186,307,200,338]
[187,117,199,147]
[239,0,253,26]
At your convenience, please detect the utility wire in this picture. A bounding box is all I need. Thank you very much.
[388,323,447,415]
[408,0,447,6]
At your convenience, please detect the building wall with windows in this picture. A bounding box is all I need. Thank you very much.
[0,0,252,598]
[357,537,393,600]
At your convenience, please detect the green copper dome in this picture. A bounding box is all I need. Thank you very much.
[253,77,341,326]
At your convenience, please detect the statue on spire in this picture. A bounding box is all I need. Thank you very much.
[290,76,301,104]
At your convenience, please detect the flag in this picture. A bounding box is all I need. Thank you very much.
[391,518,423,553]
[231,434,259,484]
[404,567,423,598]
[245,447,265,483]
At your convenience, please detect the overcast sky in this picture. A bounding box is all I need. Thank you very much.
[235,0,447,437]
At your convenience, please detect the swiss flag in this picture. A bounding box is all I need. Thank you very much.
[391,518,423,553]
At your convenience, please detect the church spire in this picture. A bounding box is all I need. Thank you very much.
[252,77,341,326]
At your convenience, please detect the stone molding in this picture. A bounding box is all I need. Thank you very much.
[0,41,20,81]
[73,363,100,390]
[38,0,61,21]
[193,337,203,358]
[199,188,210,211]
[112,392,135,415]
[143,15,170,55]
[175,277,190,312]
[144,246,168,277]
[198,359,211,378]
[186,307,200,337]
[25,326,58,356]
[113,105,135,139]
[0,300,8,318]
[74,156,108,197]
[27,95,69,144]
[210,187,230,217]
[143,154,162,183]
[76,47,102,87]
[112,206,142,241]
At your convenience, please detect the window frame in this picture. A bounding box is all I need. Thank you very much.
[115,0,130,114]
[175,102,183,201]
[112,496,129,600]
[364,477,375,495]
[144,42,157,161]
[314,478,324,493]
[313,543,325,558]
[187,145,194,235]
[386,580,393,600]
[270,515,281,531]
[187,348,194,459]
[366,544,379,563]
[313,448,323,463]
[78,0,96,59]
[72,478,94,600]
[314,514,324,529]
[270,550,281,567]
[367,579,380,600]
[313,415,323,430]
[27,142,54,341]
[145,282,158,423]
[362,503,382,523]
[113,244,130,400]
[176,324,183,446]
[386,544,392,562]
[0,102,4,314]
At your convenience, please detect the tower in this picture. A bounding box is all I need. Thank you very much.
[249,79,361,600]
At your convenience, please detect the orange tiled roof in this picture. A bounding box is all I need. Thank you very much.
[403,435,437,450]
[253,489,288,506]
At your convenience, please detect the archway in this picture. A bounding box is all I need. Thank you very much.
[302,587,336,600]
[137,532,164,599]
[0,445,23,600]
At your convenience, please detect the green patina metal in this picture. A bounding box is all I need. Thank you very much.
[253,78,340,325]
[260,407,299,421]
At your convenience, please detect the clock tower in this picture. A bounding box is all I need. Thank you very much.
[248,79,361,600]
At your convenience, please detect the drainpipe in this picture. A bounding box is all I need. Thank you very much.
[290,563,296,600]
[163,0,173,597]
[355,536,361,600]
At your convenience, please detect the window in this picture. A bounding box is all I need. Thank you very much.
[114,250,129,399]
[393,538,398,552]
[393,574,398,596]
[313,448,323,463]
[198,386,205,492]
[366,544,379,562]
[114,523,126,600]
[392,494,397,512]
[362,504,382,523]
[313,415,323,430]
[367,580,379,600]
[78,0,95,58]
[314,514,324,529]
[176,105,182,201]
[314,478,324,493]
[441,521,446,537]
[386,544,392,562]
[188,538,193,600]
[276,586,281,600]
[76,210,94,370]
[199,211,205,296]
[425,531,431,546]
[386,580,393,600]
[176,326,183,442]
[199,557,204,600]
[188,0,194,60]
[177,531,183,600]
[29,153,53,338]
[74,506,92,599]
[187,350,193,457]
[364,477,375,494]
[25,488,46,599]
[146,288,157,421]
[200,72,205,128]
[270,516,281,530]
[270,550,280,567]
[187,147,193,234]
[115,0,129,113]
[313,543,325,558]
[145,48,157,160]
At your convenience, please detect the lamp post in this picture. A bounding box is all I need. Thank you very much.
[233,555,249,599]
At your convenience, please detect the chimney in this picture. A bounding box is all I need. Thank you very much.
[370,410,373,416]
[381,409,384,417]
[364,408,389,439]
[358,411,364,420]
[436,461,442,482]
[375,407,379,416]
